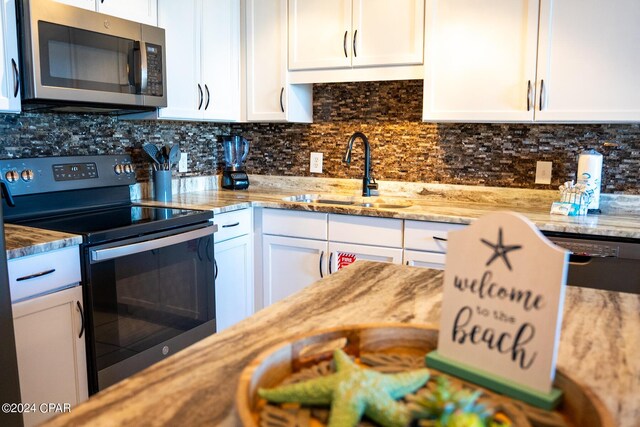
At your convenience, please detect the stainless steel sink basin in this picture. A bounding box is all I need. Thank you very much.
[283,194,412,209]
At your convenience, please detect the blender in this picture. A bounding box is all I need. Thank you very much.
[221,135,250,190]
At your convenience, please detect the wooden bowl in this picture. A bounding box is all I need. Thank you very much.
[236,323,614,427]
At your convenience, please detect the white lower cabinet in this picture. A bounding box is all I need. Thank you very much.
[215,234,253,331]
[403,249,446,270]
[12,286,88,427]
[329,242,402,272]
[214,209,253,331]
[262,235,328,306]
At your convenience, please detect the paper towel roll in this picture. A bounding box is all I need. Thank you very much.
[577,149,603,210]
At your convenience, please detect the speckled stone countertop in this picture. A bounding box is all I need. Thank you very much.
[136,176,640,240]
[43,261,639,427]
[4,224,82,260]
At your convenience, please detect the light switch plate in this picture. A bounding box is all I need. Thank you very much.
[535,161,552,184]
[178,152,188,173]
[310,152,323,173]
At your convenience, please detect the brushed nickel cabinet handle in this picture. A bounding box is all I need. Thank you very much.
[319,251,324,278]
[197,84,203,110]
[432,236,447,242]
[279,87,285,113]
[526,80,532,111]
[353,29,358,57]
[343,31,348,58]
[214,258,218,281]
[328,252,334,274]
[539,79,545,111]
[204,84,210,110]
[222,222,240,228]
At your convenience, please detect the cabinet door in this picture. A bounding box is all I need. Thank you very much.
[157,0,203,120]
[422,0,539,122]
[98,0,158,26]
[263,235,327,306]
[13,286,88,427]
[288,0,352,70]
[328,242,402,273]
[0,0,20,113]
[215,235,253,331]
[535,0,640,122]
[403,249,446,270]
[352,0,424,68]
[52,0,95,10]
[201,0,241,121]
[245,0,313,122]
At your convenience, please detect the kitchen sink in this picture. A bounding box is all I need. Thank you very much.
[283,194,412,209]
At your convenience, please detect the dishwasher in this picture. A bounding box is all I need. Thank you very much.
[545,233,640,294]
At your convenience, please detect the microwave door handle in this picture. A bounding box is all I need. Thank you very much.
[90,226,217,263]
[137,41,148,93]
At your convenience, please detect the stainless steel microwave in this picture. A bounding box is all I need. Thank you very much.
[17,0,167,112]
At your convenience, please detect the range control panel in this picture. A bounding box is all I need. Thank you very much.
[0,155,136,196]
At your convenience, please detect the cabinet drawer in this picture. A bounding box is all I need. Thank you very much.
[329,214,403,248]
[404,220,467,253]
[214,208,252,243]
[8,246,81,303]
[262,209,327,240]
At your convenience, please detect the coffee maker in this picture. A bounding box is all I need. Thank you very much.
[221,135,250,190]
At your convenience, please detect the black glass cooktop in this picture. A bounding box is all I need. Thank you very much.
[14,205,213,244]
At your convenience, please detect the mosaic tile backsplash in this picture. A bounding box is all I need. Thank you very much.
[0,80,638,193]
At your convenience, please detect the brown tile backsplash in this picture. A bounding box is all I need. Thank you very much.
[0,80,638,193]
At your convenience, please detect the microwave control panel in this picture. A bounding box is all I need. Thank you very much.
[145,43,164,97]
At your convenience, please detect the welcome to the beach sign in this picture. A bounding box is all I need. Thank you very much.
[426,211,569,409]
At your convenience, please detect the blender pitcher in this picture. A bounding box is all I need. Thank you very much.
[220,136,250,190]
[222,136,250,171]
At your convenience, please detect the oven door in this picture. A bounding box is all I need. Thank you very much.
[85,224,215,392]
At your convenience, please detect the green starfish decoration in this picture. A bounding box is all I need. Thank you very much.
[258,348,431,427]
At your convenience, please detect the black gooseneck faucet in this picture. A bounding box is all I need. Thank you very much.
[343,132,378,197]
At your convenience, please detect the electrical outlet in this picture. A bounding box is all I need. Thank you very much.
[310,152,323,174]
[535,161,552,184]
[178,152,188,173]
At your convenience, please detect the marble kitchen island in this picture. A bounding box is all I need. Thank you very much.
[43,261,639,427]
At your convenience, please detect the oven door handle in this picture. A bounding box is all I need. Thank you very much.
[90,226,216,263]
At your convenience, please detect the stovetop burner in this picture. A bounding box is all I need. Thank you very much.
[13,205,212,244]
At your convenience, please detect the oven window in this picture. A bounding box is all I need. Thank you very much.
[89,234,215,371]
[38,21,135,93]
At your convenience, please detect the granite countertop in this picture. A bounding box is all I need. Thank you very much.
[137,176,640,240]
[3,224,82,260]
[43,261,639,426]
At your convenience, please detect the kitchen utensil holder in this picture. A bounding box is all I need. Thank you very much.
[153,170,172,202]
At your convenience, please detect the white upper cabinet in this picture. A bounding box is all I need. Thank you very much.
[288,0,352,70]
[157,0,241,122]
[53,0,94,10]
[98,0,158,26]
[245,0,312,122]
[423,0,640,123]
[0,0,20,113]
[423,0,539,122]
[351,0,424,68]
[201,0,240,121]
[535,0,640,122]
[53,0,158,25]
[288,0,424,81]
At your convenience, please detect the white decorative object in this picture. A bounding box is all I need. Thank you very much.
[434,212,568,395]
[577,149,603,211]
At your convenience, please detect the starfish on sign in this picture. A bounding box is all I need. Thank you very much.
[480,227,522,271]
[258,348,430,427]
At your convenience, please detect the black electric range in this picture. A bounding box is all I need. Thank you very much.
[1,155,217,394]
